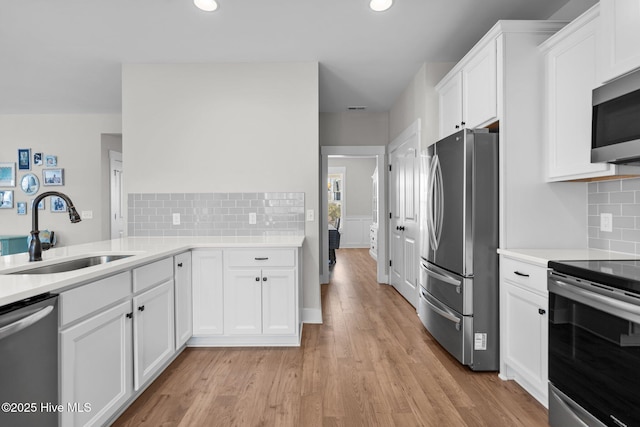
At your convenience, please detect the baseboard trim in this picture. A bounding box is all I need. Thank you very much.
[302,308,323,324]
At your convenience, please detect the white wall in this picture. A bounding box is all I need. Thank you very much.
[548,0,598,20]
[0,114,122,245]
[320,111,389,146]
[328,157,376,217]
[389,62,453,150]
[121,62,321,320]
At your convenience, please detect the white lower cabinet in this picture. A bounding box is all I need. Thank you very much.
[133,280,175,391]
[224,268,296,336]
[60,300,133,427]
[174,252,192,349]
[60,258,176,426]
[500,256,549,407]
[191,249,224,336]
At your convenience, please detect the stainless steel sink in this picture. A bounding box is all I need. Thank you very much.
[7,255,134,275]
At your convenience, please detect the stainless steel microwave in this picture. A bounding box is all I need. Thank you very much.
[592,68,640,165]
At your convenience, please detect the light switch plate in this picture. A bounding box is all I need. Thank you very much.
[306,209,315,222]
[600,213,613,232]
[172,213,181,225]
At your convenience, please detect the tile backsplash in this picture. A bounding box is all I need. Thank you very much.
[128,192,305,237]
[588,178,640,254]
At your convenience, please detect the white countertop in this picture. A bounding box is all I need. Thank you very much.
[0,236,305,307]
[497,248,639,268]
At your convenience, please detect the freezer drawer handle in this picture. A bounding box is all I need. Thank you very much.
[424,297,461,331]
[423,264,461,294]
[0,305,54,341]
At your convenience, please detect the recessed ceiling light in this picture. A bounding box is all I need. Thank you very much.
[194,0,218,12]
[369,0,393,12]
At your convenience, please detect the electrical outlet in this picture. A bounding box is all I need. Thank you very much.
[81,210,93,219]
[306,209,315,222]
[249,212,257,225]
[600,213,613,232]
[172,213,181,225]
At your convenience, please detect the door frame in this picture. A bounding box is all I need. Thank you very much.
[109,150,124,239]
[320,146,387,285]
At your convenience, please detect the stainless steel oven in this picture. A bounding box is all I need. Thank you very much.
[548,260,640,427]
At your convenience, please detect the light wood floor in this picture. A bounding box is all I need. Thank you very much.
[113,248,548,426]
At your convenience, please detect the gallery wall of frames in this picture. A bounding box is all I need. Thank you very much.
[0,149,67,215]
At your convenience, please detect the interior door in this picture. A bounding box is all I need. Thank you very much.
[389,133,420,308]
[110,151,125,239]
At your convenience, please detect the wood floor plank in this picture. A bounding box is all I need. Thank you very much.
[113,249,548,427]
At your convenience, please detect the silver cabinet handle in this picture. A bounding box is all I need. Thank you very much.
[0,305,54,341]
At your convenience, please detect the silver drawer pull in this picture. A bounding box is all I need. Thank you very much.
[424,298,461,331]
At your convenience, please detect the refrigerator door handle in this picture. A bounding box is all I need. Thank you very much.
[423,263,462,293]
[434,155,444,248]
[426,155,439,251]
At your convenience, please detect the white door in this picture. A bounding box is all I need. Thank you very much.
[133,280,175,391]
[110,150,125,239]
[60,300,133,427]
[224,269,263,335]
[389,126,420,308]
[262,268,296,335]
[192,250,224,336]
[174,252,193,349]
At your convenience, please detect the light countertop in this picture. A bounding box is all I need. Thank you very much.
[0,236,304,307]
[497,248,639,268]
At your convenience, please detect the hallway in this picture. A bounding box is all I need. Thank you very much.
[114,248,547,426]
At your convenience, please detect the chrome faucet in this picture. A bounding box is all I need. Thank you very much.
[29,191,82,262]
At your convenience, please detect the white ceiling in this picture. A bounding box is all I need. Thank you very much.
[0,0,573,114]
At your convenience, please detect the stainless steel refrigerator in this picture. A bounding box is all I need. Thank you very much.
[418,128,499,371]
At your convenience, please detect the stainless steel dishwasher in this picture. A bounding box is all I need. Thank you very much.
[0,293,58,427]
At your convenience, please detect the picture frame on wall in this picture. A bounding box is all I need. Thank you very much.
[45,155,57,167]
[34,152,43,166]
[43,168,64,186]
[17,202,26,215]
[0,190,14,209]
[18,149,31,170]
[0,162,16,187]
[50,195,67,212]
[31,198,45,210]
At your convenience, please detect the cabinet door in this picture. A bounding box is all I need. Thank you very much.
[463,40,498,129]
[133,280,175,391]
[224,269,263,335]
[192,250,224,336]
[600,0,640,82]
[262,268,296,335]
[174,252,192,348]
[503,282,548,402]
[60,300,133,427]
[438,73,463,138]
[545,12,614,181]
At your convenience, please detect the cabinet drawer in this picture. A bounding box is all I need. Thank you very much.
[502,257,548,294]
[133,257,174,293]
[225,249,295,268]
[60,272,131,327]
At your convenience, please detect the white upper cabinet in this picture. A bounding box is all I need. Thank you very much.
[437,39,497,139]
[541,5,618,181]
[599,0,640,83]
[462,41,498,130]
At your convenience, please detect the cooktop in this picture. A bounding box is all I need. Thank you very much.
[548,259,640,296]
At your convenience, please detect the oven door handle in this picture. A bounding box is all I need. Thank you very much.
[549,277,640,324]
[0,305,54,341]
[423,292,461,331]
[422,263,461,294]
